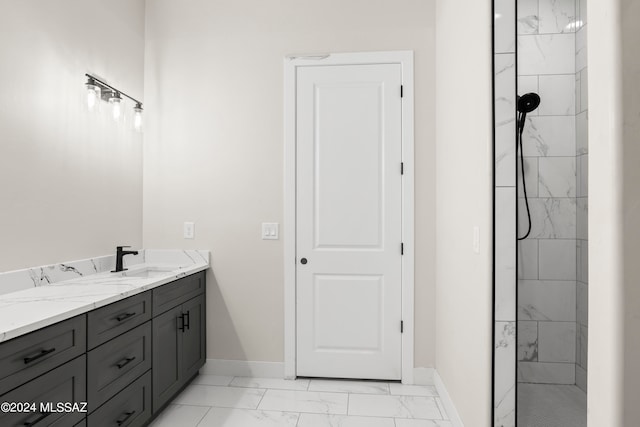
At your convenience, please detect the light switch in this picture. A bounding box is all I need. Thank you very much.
[262,223,279,240]
[184,222,195,239]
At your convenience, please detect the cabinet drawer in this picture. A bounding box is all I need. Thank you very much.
[152,271,205,315]
[87,292,151,350]
[0,315,86,396]
[87,371,151,427]
[0,355,86,427]
[87,322,151,412]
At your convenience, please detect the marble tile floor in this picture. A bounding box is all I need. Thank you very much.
[517,383,586,427]
[150,374,453,427]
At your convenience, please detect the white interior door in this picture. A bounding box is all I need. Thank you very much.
[296,63,403,380]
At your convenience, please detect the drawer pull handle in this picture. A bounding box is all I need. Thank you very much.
[115,356,136,369]
[116,410,136,426]
[115,312,136,322]
[23,412,51,426]
[184,310,190,331]
[178,313,186,332]
[23,347,56,364]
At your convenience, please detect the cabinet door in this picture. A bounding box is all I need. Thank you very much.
[151,305,183,413]
[182,294,206,381]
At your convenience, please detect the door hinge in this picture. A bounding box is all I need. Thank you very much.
[401,243,404,255]
[401,320,404,333]
[401,162,404,175]
[401,85,404,98]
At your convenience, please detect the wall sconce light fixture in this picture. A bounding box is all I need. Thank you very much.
[85,74,143,131]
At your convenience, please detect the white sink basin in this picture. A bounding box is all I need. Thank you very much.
[120,266,179,278]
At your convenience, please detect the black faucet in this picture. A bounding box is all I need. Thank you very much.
[111,246,139,273]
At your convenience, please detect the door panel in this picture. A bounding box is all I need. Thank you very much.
[296,63,402,380]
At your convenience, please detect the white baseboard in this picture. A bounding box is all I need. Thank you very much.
[412,367,435,385]
[434,370,464,427]
[201,359,284,378]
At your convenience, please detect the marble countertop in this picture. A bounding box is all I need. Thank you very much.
[0,250,209,343]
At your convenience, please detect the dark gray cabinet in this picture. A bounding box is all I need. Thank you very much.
[0,315,86,396]
[87,371,151,427]
[87,292,151,350]
[0,355,86,427]
[87,322,151,411]
[152,273,206,413]
[0,270,206,427]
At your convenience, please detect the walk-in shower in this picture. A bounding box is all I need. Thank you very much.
[492,0,588,426]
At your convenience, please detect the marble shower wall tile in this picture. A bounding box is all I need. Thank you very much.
[519,75,539,99]
[579,240,588,282]
[521,116,576,157]
[518,198,576,239]
[579,68,588,112]
[538,321,576,362]
[517,157,538,198]
[518,321,539,361]
[577,282,588,326]
[538,157,576,197]
[538,0,576,34]
[576,364,587,392]
[517,0,539,35]
[518,361,575,384]
[496,188,517,321]
[576,27,588,72]
[495,54,517,187]
[538,238,576,280]
[577,154,588,196]
[579,325,588,369]
[494,1,517,423]
[576,111,588,154]
[576,197,588,240]
[519,280,576,321]
[495,0,517,53]
[496,122,518,187]
[538,74,575,116]
[518,34,575,75]
[495,322,516,427]
[518,239,539,280]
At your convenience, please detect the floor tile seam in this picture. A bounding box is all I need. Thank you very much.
[194,405,213,427]
[254,386,269,410]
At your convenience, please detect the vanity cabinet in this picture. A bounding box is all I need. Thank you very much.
[0,355,86,427]
[152,272,206,413]
[0,315,86,396]
[0,270,206,427]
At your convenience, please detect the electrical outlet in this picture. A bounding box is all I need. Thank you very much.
[262,223,279,240]
[184,222,195,239]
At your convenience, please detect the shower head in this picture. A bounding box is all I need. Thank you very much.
[517,92,541,114]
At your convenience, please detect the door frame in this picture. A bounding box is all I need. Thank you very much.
[283,51,415,383]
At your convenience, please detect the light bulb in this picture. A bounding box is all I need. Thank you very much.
[109,92,122,122]
[85,82,100,112]
[133,103,143,131]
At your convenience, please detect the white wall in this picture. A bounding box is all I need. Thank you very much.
[589,0,640,424]
[143,0,437,366]
[0,0,145,272]
[435,0,493,425]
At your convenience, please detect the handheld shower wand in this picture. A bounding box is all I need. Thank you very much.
[517,93,541,240]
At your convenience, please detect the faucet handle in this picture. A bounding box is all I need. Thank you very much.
[116,246,131,251]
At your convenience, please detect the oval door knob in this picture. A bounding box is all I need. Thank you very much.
[300,258,308,265]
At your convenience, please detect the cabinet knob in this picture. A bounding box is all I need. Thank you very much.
[300,258,308,265]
